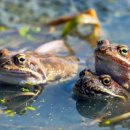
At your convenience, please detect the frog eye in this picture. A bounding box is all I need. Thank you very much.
[118,46,129,57]
[100,75,111,86]
[15,54,26,66]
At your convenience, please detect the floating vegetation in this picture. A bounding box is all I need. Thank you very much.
[24,106,36,111]
[46,8,101,47]
[18,26,34,40]
[0,25,7,31]
[4,109,15,117]
[21,87,30,92]
[99,112,130,127]
[18,26,30,37]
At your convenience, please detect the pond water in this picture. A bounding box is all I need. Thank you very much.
[0,0,130,130]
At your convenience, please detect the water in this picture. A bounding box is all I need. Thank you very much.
[0,0,130,130]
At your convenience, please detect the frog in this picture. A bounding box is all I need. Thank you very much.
[0,48,78,85]
[73,69,130,100]
[95,39,130,90]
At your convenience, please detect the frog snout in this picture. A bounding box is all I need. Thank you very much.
[97,40,110,47]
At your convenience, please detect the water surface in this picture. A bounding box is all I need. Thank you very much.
[0,0,130,130]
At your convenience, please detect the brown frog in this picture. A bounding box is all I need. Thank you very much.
[73,69,129,100]
[0,48,78,85]
[95,40,130,90]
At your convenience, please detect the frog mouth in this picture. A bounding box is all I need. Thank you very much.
[0,67,46,85]
[0,67,42,80]
[93,84,126,100]
[0,68,31,76]
[73,84,126,100]
[101,87,126,100]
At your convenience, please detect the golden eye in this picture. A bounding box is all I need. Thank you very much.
[100,76,111,86]
[15,54,26,66]
[118,46,129,57]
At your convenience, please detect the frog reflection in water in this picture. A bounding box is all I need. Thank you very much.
[95,40,130,90]
[0,84,43,115]
[0,48,78,85]
[73,69,129,100]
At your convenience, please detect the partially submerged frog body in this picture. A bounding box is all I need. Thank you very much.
[73,69,129,100]
[95,40,130,90]
[0,48,78,85]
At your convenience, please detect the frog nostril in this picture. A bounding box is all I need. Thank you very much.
[97,40,110,47]
[97,40,104,46]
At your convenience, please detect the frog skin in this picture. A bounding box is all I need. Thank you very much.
[73,69,129,100]
[0,48,78,85]
[95,40,130,90]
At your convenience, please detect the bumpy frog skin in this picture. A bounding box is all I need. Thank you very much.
[73,69,129,100]
[95,40,130,90]
[0,48,78,85]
